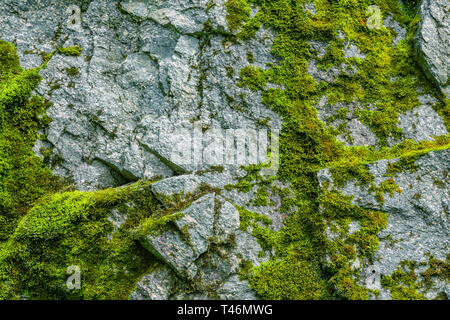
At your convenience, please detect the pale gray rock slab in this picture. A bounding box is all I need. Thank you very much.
[0,0,282,190]
[396,98,448,143]
[217,275,257,300]
[139,228,198,280]
[215,199,240,239]
[138,193,216,280]
[151,174,203,205]
[129,265,174,300]
[233,230,267,267]
[196,169,245,189]
[415,0,450,97]
[134,189,267,299]
[174,193,216,256]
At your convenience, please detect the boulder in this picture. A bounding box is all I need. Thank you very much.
[415,0,449,97]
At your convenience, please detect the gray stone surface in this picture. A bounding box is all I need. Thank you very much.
[396,97,448,143]
[215,198,240,240]
[138,194,215,279]
[318,149,450,299]
[132,185,268,299]
[174,193,215,256]
[139,227,199,279]
[0,0,281,191]
[151,174,203,205]
[1,0,448,300]
[129,265,174,300]
[415,0,450,97]
[217,275,257,300]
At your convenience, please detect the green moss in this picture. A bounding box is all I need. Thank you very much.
[0,42,63,243]
[420,254,450,292]
[238,66,267,91]
[0,41,162,300]
[318,188,387,299]
[57,45,82,56]
[370,178,401,205]
[225,0,251,31]
[0,0,447,300]
[65,66,80,76]
[225,66,235,78]
[0,41,21,80]
[0,181,160,299]
[248,257,326,300]
[330,162,375,188]
[0,69,42,115]
[133,211,184,239]
[253,185,269,206]
[246,51,255,63]
[380,254,449,300]
[381,262,426,300]
[237,205,272,233]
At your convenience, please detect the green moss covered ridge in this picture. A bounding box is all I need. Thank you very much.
[0,41,187,299]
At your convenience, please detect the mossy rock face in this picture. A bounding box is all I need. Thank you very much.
[0,41,21,78]
[318,148,450,299]
[0,0,449,300]
[414,0,449,98]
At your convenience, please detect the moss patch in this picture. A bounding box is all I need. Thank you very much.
[57,45,82,57]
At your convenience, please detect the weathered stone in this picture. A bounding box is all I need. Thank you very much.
[215,199,240,239]
[139,228,198,280]
[151,174,203,205]
[217,275,257,300]
[396,97,448,143]
[139,193,216,280]
[415,0,449,97]
[318,149,450,299]
[174,193,215,256]
[0,0,281,191]
[129,265,174,300]
[1,0,448,301]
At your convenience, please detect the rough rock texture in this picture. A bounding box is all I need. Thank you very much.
[318,149,450,299]
[129,265,174,300]
[309,41,448,148]
[0,0,448,300]
[133,186,267,300]
[415,0,450,97]
[0,0,281,191]
[396,97,448,143]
